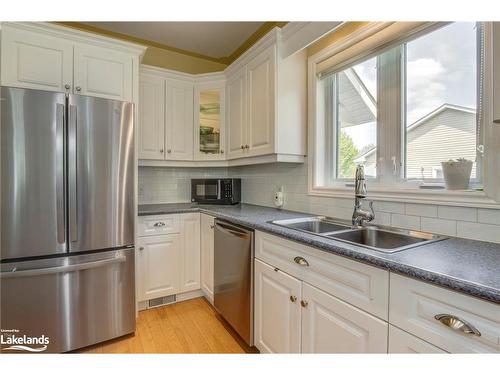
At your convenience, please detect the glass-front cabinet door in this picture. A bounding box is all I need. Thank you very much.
[194,80,225,160]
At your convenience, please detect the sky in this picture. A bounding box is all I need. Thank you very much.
[341,22,478,150]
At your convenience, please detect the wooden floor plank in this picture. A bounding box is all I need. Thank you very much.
[77,297,252,354]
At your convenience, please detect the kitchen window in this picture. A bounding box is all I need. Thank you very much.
[309,22,499,206]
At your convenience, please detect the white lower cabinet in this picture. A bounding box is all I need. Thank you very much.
[137,234,181,301]
[180,213,200,293]
[137,213,201,305]
[254,258,302,353]
[301,282,388,353]
[200,214,215,303]
[254,258,388,353]
[388,326,446,353]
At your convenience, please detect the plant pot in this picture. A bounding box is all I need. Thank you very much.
[441,160,473,190]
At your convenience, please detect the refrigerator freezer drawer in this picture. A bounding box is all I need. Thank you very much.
[0,248,136,353]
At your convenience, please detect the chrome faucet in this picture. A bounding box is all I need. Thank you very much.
[352,165,375,226]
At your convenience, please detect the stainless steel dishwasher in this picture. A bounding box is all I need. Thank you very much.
[214,219,254,346]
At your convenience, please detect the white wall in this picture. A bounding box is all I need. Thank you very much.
[138,162,500,244]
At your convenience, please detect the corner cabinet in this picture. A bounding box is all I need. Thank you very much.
[1,23,144,101]
[200,214,215,303]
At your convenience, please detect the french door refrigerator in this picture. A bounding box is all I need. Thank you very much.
[0,86,136,353]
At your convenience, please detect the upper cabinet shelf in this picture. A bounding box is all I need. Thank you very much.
[0,22,146,102]
[138,28,307,167]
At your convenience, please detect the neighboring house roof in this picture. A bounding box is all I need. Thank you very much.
[337,67,377,127]
[353,104,476,164]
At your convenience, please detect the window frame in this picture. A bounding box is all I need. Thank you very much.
[308,21,500,208]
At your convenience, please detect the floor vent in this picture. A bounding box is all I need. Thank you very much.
[149,295,176,308]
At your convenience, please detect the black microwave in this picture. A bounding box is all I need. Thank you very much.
[191,178,241,205]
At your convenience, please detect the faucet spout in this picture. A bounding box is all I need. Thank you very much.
[352,165,375,226]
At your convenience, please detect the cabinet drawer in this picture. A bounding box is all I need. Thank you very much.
[389,273,500,353]
[388,325,446,353]
[138,214,180,237]
[255,231,389,320]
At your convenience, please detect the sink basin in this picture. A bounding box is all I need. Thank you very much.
[327,227,444,253]
[271,217,351,234]
[270,216,446,253]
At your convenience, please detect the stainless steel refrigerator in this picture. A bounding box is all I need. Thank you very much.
[0,86,136,353]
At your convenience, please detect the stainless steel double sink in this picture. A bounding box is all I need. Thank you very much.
[270,216,446,253]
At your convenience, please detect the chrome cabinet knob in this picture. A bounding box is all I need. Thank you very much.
[301,300,308,308]
[294,256,309,267]
[210,225,214,229]
[75,86,81,92]
[245,145,249,149]
[290,295,297,303]
[434,314,481,336]
[139,247,144,251]
[241,145,245,149]
[220,150,224,154]
[160,149,164,153]
[167,149,172,153]
[64,84,71,90]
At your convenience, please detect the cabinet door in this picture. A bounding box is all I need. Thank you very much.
[180,213,201,293]
[226,68,247,159]
[246,45,276,157]
[200,214,215,303]
[301,282,388,353]
[138,73,165,160]
[165,78,194,160]
[388,326,446,353]
[73,44,133,101]
[254,259,302,353]
[194,81,226,160]
[137,234,181,302]
[1,26,73,92]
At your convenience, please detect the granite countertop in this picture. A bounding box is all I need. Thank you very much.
[139,203,500,305]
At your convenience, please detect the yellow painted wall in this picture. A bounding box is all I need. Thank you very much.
[141,46,227,74]
[307,22,369,56]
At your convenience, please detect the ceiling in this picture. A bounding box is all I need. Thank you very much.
[82,22,265,59]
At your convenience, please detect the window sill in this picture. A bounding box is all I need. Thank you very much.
[308,185,500,209]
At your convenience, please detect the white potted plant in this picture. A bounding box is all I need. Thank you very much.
[441,158,473,190]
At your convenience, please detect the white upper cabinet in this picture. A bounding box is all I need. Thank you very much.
[0,23,144,101]
[226,68,247,159]
[165,78,194,160]
[246,45,276,157]
[139,73,165,160]
[1,26,73,92]
[73,44,133,101]
[224,29,306,161]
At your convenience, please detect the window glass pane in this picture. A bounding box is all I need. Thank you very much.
[336,57,377,179]
[405,22,479,180]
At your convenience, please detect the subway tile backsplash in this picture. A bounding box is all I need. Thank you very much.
[138,161,500,244]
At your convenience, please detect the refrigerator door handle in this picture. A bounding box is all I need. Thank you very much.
[68,104,78,242]
[0,254,127,279]
[56,103,65,246]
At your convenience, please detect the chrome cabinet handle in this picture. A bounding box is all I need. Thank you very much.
[167,149,171,153]
[241,145,245,149]
[220,150,224,154]
[294,256,309,266]
[160,149,164,153]
[139,247,144,251]
[65,84,71,90]
[245,145,249,149]
[153,222,166,227]
[210,225,215,229]
[75,86,81,92]
[290,296,297,303]
[301,300,308,308]
[434,314,481,336]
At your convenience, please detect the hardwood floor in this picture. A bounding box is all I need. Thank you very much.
[78,297,256,354]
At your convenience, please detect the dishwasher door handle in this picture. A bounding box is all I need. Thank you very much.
[215,221,252,239]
